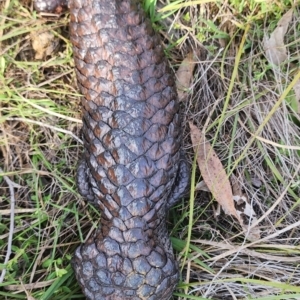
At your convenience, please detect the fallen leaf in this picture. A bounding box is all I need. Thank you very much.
[189,122,238,219]
[231,175,261,241]
[263,9,300,117]
[263,9,293,66]
[30,31,58,59]
[189,123,261,240]
[176,51,196,101]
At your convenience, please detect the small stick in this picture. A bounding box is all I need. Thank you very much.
[0,168,22,283]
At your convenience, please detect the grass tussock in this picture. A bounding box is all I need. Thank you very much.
[1,0,300,299]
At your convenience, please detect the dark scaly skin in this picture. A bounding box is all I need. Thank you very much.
[34,0,190,298]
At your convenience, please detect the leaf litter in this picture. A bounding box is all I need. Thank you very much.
[263,9,293,66]
[263,8,300,113]
[30,30,59,59]
[175,51,197,101]
[189,122,261,241]
[174,5,300,296]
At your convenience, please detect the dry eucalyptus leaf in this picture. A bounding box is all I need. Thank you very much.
[231,175,261,241]
[176,51,196,101]
[263,9,293,66]
[189,122,238,219]
[263,9,300,115]
[190,123,260,240]
[31,31,58,59]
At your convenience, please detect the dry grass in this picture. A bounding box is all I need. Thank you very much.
[1,0,300,299]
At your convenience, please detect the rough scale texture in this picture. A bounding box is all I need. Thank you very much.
[34,0,190,298]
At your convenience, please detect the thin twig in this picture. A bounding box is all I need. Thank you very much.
[13,88,82,124]
[6,117,83,144]
[0,168,22,283]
